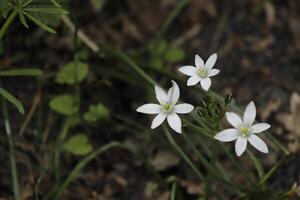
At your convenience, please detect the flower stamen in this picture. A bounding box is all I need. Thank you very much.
[198,67,207,78]
[240,127,249,137]
[163,103,173,112]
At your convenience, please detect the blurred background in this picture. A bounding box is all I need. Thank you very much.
[0,0,300,199]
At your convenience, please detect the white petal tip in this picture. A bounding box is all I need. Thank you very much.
[187,82,195,86]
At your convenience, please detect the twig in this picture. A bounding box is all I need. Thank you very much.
[18,82,42,136]
[61,15,99,53]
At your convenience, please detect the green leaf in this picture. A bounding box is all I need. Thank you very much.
[150,57,164,70]
[147,39,167,55]
[49,94,77,115]
[19,0,33,8]
[0,0,11,18]
[63,134,93,156]
[50,0,61,7]
[56,61,89,85]
[23,12,56,33]
[164,48,185,62]
[23,7,68,14]
[19,12,29,28]
[0,68,42,76]
[0,87,24,114]
[84,103,109,123]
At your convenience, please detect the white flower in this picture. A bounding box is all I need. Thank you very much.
[179,53,220,91]
[214,101,271,156]
[136,80,194,133]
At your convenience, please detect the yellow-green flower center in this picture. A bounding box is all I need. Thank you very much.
[163,103,172,112]
[240,127,249,137]
[198,67,207,78]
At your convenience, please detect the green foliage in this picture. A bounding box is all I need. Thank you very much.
[0,0,11,18]
[0,86,24,114]
[196,97,223,130]
[23,12,56,33]
[49,94,78,115]
[63,134,93,156]
[0,68,42,76]
[164,48,185,62]
[56,61,89,85]
[90,0,106,11]
[0,68,42,114]
[84,103,109,123]
[147,39,185,69]
[1,0,68,34]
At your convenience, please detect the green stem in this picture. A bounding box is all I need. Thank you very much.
[183,135,243,193]
[258,155,287,186]
[109,48,157,86]
[0,9,18,40]
[53,119,70,187]
[163,126,205,181]
[170,180,178,200]
[182,118,214,139]
[1,97,21,200]
[158,0,189,37]
[182,118,254,185]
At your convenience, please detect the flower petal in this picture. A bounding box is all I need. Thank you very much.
[214,128,239,142]
[248,134,269,153]
[250,123,271,134]
[167,113,182,133]
[136,104,161,114]
[226,112,243,128]
[243,101,256,126]
[235,136,247,156]
[195,54,205,68]
[208,69,220,77]
[187,75,201,86]
[178,66,197,76]
[174,103,194,114]
[155,85,167,104]
[205,53,217,69]
[169,80,180,104]
[200,78,211,91]
[151,112,167,129]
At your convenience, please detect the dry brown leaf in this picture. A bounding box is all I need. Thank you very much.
[260,97,282,121]
[180,180,204,195]
[150,150,180,171]
[265,2,276,27]
[250,35,274,52]
[277,93,300,152]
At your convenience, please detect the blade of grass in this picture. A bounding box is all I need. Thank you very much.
[50,142,130,200]
[247,150,264,179]
[0,9,18,40]
[163,125,205,181]
[0,86,25,114]
[0,68,42,76]
[1,96,21,200]
[23,12,56,33]
[258,155,287,186]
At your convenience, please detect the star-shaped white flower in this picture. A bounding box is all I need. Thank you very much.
[179,53,220,91]
[136,80,194,133]
[214,101,271,156]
